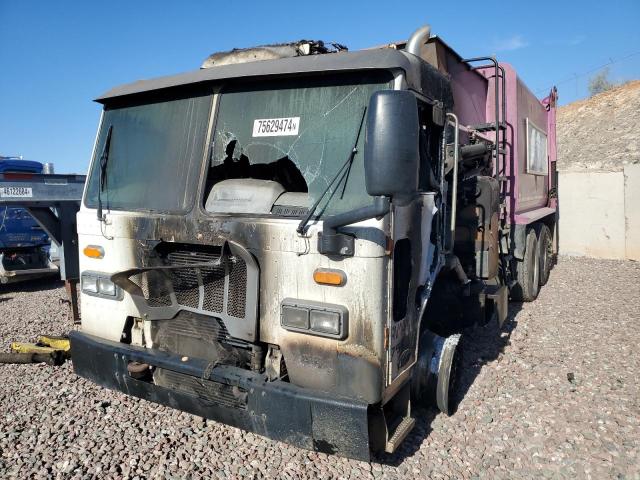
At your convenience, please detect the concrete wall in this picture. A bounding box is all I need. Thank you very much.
[624,164,640,260]
[558,165,640,260]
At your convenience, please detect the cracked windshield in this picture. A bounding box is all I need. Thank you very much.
[206,72,392,216]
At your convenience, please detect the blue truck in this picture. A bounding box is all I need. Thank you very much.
[0,157,58,283]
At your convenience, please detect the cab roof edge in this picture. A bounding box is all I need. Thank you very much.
[200,40,348,69]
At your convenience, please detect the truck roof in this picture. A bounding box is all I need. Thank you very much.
[0,159,43,173]
[96,48,426,103]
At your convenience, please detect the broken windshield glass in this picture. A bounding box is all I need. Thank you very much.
[204,72,393,216]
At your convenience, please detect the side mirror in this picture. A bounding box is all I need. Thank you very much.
[364,90,420,199]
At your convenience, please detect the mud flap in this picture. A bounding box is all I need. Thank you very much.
[483,284,509,327]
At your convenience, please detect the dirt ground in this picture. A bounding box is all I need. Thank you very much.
[0,256,639,479]
[557,80,640,172]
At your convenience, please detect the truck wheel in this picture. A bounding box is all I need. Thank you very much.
[536,224,552,286]
[436,334,462,416]
[511,228,540,302]
[411,331,462,415]
[411,330,437,409]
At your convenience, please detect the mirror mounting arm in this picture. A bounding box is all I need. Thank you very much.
[317,196,390,256]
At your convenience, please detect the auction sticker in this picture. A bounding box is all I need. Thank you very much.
[252,117,300,137]
[0,186,32,198]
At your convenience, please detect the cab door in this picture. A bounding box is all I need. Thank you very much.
[386,101,443,383]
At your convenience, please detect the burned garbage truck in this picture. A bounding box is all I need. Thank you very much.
[70,25,558,459]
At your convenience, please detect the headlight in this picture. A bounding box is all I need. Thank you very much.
[281,305,309,329]
[281,299,348,339]
[81,272,121,300]
[97,277,116,296]
[81,275,98,293]
[309,310,341,336]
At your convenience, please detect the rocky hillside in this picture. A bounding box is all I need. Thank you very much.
[557,80,640,171]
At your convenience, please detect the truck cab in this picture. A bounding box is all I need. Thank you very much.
[71,25,557,459]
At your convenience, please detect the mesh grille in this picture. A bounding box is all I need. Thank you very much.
[129,245,249,321]
[227,257,247,318]
[202,264,225,313]
[131,271,172,307]
[172,267,200,309]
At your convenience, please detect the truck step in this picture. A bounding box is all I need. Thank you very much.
[385,416,416,454]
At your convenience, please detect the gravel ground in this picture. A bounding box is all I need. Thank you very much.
[0,256,639,479]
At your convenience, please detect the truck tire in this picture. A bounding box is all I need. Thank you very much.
[435,334,462,416]
[511,228,540,302]
[536,224,552,286]
[411,331,462,414]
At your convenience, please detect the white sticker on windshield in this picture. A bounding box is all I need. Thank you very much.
[252,117,300,137]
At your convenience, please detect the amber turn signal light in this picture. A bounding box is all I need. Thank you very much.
[313,269,346,286]
[83,245,105,259]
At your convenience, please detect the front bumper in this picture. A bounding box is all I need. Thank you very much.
[69,331,373,460]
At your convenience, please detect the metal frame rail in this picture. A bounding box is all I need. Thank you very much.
[0,172,86,321]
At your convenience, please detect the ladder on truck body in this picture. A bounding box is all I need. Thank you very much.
[460,56,508,214]
[460,57,511,286]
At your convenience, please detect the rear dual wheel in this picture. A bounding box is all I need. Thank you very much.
[511,228,540,302]
[512,223,555,301]
[536,224,553,286]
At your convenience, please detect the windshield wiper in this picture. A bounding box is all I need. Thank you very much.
[97,125,113,221]
[296,107,367,235]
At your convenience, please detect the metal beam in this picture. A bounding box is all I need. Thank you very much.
[25,207,62,245]
[0,173,85,206]
[0,173,86,281]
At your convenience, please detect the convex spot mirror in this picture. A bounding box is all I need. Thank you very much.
[364,90,420,199]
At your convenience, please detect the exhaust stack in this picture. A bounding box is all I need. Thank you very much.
[406,24,432,58]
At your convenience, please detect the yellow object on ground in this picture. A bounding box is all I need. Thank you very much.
[36,335,71,352]
[10,342,58,355]
[10,335,71,358]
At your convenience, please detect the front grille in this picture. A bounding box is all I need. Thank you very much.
[173,268,200,309]
[166,250,219,265]
[154,368,248,410]
[202,264,225,313]
[226,257,247,318]
[131,271,172,307]
[128,245,250,321]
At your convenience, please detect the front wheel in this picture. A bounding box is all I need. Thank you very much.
[411,331,462,415]
[435,334,462,415]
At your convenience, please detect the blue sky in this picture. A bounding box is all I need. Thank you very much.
[1,1,639,174]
